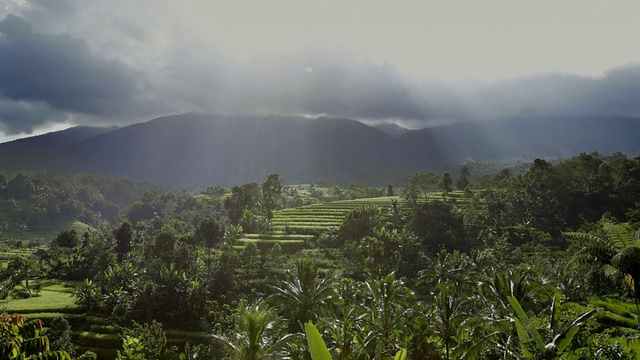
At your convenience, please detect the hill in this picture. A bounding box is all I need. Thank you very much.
[0,114,638,190]
[0,171,156,244]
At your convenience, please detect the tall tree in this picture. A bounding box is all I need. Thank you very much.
[114,222,133,262]
[441,171,453,195]
[456,165,471,190]
[403,172,440,207]
[262,174,283,220]
[195,217,224,248]
[410,202,466,251]
[52,229,79,249]
[224,183,261,225]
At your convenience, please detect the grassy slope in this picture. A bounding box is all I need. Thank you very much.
[0,280,81,313]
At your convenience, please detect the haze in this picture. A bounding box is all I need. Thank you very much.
[1,0,640,142]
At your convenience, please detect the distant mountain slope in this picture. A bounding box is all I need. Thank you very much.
[0,114,638,190]
[0,125,118,152]
[369,122,411,137]
[396,116,640,166]
[0,125,118,170]
[54,114,395,189]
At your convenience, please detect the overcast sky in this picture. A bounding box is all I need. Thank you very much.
[1,0,640,142]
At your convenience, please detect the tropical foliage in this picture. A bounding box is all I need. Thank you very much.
[2,153,640,358]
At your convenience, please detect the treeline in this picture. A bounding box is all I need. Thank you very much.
[0,171,155,232]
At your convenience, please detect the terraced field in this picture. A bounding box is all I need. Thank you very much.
[237,196,402,253]
[0,279,207,359]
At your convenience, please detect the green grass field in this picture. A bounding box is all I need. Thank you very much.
[0,280,81,314]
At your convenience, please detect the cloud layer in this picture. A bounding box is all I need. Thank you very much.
[1,2,640,139]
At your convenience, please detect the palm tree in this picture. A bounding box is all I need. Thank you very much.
[271,258,334,330]
[362,272,412,360]
[431,282,470,360]
[418,249,475,291]
[212,301,294,360]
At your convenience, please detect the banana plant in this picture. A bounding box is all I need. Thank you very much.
[305,321,407,360]
[507,294,596,359]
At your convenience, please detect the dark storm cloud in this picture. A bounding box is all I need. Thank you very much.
[413,64,640,124]
[0,98,70,135]
[2,7,640,139]
[0,15,148,121]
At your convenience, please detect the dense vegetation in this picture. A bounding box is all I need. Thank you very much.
[2,152,640,359]
[0,171,155,245]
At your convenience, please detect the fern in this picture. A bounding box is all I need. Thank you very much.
[603,223,636,249]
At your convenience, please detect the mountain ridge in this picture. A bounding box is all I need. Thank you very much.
[1,114,638,190]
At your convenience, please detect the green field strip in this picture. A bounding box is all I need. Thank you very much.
[237,239,305,253]
[264,230,287,235]
[89,324,120,334]
[238,239,305,244]
[73,331,122,348]
[21,312,69,325]
[268,227,330,235]
[275,211,347,216]
[242,233,315,240]
[271,220,342,226]
[589,297,639,319]
[277,208,348,213]
[595,311,639,330]
[0,289,81,313]
[273,215,346,219]
[274,214,345,218]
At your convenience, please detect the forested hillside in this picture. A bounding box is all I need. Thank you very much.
[1,153,640,359]
[0,171,156,245]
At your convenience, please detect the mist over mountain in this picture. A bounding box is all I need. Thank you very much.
[0,114,638,190]
[369,122,411,138]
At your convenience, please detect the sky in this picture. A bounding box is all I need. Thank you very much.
[1,0,640,142]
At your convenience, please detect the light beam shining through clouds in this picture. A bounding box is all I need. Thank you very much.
[1,0,640,142]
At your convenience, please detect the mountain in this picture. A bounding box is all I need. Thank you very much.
[52,114,396,189]
[370,122,411,137]
[0,125,118,153]
[396,116,640,165]
[0,114,638,190]
[0,125,118,170]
